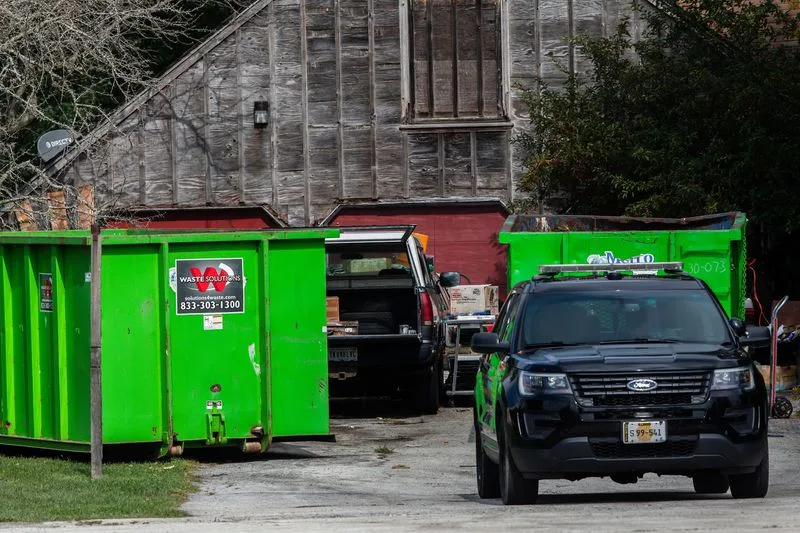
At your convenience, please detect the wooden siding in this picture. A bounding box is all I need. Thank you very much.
[60,0,648,226]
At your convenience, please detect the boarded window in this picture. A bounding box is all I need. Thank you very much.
[410,0,503,120]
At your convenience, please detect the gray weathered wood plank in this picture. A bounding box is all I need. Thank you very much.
[375,126,404,198]
[444,132,472,194]
[142,118,173,206]
[300,0,312,223]
[268,0,279,208]
[342,127,373,198]
[368,0,378,199]
[334,0,345,198]
[236,29,246,203]
[407,132,439,197]
[137,110,146,205]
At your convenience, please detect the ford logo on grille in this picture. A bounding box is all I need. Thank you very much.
[627,378,658,392]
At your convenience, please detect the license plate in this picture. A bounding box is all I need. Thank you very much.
[329,347,357,362]
[622,420,667,444]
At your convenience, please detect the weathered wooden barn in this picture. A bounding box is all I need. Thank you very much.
[47,0,648,289]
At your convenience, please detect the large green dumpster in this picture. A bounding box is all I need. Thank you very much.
[499,212,747,318]
[0,227,336,456]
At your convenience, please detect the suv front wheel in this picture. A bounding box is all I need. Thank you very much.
[729,443,769,499]
[497,411,539,505]
[474,408,500,498]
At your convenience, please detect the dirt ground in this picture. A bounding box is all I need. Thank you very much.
[5,400,800,533]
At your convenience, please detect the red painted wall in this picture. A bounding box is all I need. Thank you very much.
[106,208,280,230]
[328,204,509,296]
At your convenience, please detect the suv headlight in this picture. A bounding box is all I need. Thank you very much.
[519,372,572,396]
[711,367,755,391]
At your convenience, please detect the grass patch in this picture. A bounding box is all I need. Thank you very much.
[374,446,395,455]
[0,456,197,523]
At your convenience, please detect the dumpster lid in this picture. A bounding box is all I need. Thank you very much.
[501,212,745,233]
[325,225,416,245]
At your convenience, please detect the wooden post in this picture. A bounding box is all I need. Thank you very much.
[90,224,103,479]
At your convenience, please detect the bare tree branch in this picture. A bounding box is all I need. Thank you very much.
[0,0,250,229]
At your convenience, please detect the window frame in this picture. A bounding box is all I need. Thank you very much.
[401,0,509,123]
[495,291,521,343]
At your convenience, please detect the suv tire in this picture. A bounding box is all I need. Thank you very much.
[497,411,538,505]
[692,471,729,494]
[474,408,500,498]
[730,443,769,499]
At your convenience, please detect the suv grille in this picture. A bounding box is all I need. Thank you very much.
[590,437,698,459]
[570,371,711,407]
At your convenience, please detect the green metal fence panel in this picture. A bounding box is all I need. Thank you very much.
[499,213,747,318]
[0,228,336,455]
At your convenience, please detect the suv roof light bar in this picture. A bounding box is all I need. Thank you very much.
[538,262,684,274]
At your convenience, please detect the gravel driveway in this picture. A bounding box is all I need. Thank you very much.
[5,404,799,532]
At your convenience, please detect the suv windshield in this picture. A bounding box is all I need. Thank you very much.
[522,289,732,347]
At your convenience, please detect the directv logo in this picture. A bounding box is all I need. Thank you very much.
[37,129,75,163]
[45,138,72,149]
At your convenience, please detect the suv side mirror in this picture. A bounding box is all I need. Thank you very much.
[439,271,461,288]
[740,325,770,348]
[729,317,746,337]
[471,332,510,355]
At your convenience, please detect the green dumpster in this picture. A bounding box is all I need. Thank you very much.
[499,212,747,318]
[0,227,337,456]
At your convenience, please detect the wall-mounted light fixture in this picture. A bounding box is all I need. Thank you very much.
[253,101,269,128]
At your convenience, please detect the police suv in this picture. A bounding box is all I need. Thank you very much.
[472,262,771,505]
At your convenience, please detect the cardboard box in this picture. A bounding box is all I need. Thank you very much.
[327,321,359,336]
[756,364,798,391]
[326,296,340,322]
[448,285,499,316]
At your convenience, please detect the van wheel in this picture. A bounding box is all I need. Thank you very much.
[414,363,439,415]
[692,471,729,494]
[730,443,769,499]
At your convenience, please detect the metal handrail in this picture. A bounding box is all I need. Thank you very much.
[769,295,789,413]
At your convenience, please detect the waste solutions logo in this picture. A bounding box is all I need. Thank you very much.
[175,258,245,315]
[587,251,656,265]
[180,263,242,292]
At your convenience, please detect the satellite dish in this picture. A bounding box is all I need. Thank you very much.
[37,129,74,163]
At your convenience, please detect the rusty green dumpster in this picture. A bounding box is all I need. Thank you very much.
[0,227,336,456]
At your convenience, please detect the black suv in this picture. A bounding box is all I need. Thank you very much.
[472,263,771,505]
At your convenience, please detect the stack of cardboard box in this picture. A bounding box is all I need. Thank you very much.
[756,363,798,391]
